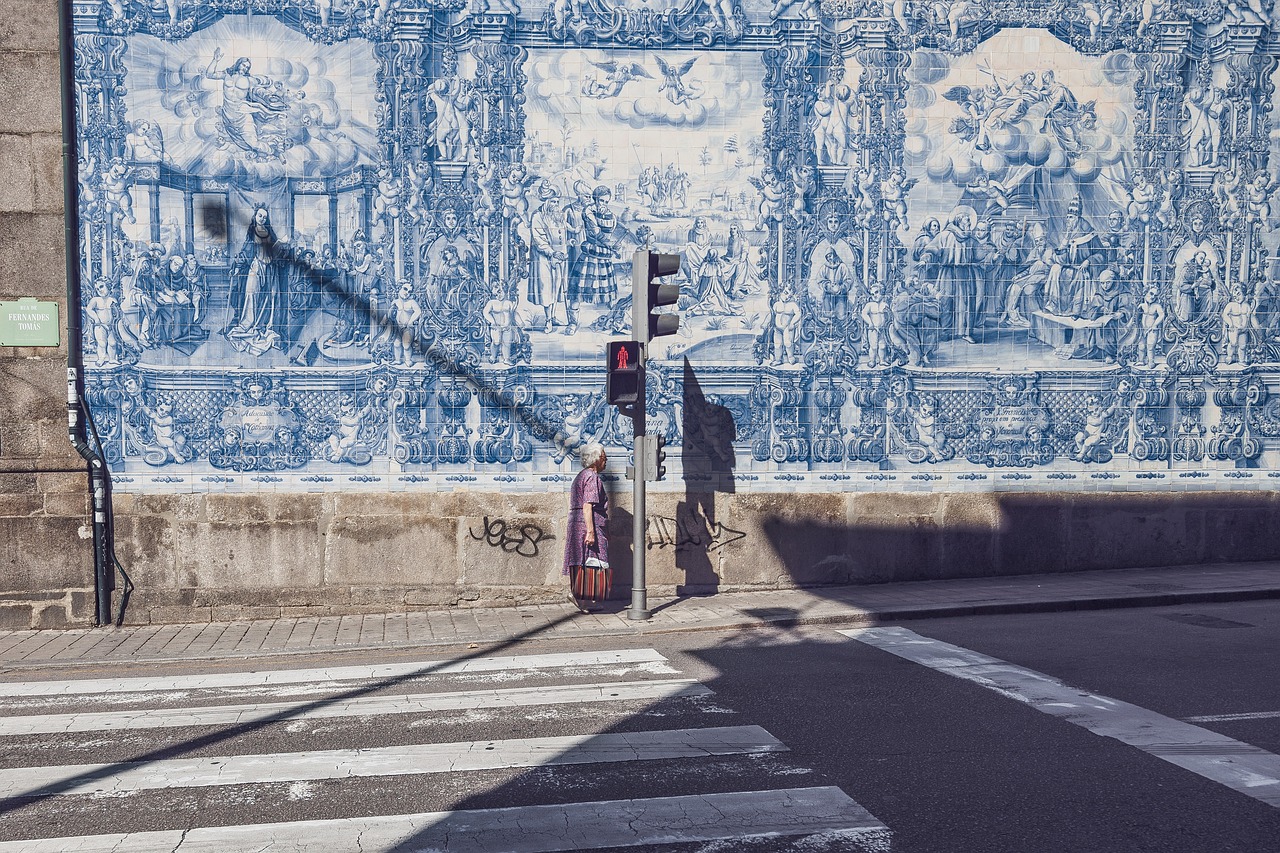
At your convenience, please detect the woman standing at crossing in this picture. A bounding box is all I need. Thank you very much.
[563,443,611,612]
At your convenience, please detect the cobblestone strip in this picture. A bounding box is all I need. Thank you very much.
[260,618,299,650]
[384,613,409,645]
[18,631,81,660]
[308,617,342,648]
[357,614,386,646]
[181,623,232,656]
[207,622,251,655]
[51,631,115,660]
[284,619,319,649]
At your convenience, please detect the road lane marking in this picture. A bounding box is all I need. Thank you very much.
[0,679,711,736]
[840,626,1280,808]
[0,649,669,697]
[0,725,785,799]
[0,787,890,852]
[1187,711,1280,723]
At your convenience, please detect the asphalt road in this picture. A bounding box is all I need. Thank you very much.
[680,599,1280,853]
[1,600,1277,852]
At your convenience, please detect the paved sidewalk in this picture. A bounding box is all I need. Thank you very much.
[1,561,1278,668]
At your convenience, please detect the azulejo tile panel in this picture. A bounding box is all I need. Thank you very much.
[70,0,1280,491]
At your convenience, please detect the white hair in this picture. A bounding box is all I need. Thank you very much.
[579,442,605,469]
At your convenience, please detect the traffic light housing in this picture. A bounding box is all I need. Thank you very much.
[606,340,642,407]
[640,433,667,481]
[632,250,681,344]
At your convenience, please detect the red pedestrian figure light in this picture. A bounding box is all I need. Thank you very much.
[606,341,641,407]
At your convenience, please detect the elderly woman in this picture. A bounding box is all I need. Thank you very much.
[563,442,610,612]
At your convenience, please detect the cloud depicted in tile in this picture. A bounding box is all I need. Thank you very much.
[126,17,377,181]
[527,50,753,129]
[904,34,1137,229]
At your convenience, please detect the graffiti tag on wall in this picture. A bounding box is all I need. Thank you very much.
[646,515,746,553]
[468,517,554,558]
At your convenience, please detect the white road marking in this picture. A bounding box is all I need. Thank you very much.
[0,787,890,852]
[0,679,711,736]
[0,649,668,697]
[0,726,785,799]
[841,626,1280,808]
[1186,711,1280,723]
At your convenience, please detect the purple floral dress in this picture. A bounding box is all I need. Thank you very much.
[563,467,609,576]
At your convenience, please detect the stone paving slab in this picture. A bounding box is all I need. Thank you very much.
[0,562,1278,668]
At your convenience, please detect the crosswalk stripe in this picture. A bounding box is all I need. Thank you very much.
[0,725,785,800]
[841,626,1280,808]
[1186,710,1280,723]
[0,649,669,697]
[0,786,889,853]
[0,679,712,736]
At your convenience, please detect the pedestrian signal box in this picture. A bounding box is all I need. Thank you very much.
[607,341,642,407]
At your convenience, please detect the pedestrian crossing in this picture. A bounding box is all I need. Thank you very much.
[0,646,891,852]
[840,626,1280,810]
[0,679,712,736]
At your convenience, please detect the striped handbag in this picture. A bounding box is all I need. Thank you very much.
[573,551,612,602]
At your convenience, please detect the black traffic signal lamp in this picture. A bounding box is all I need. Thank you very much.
[632,250,681,344]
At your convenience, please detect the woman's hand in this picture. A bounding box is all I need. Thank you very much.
[584,529,596,547]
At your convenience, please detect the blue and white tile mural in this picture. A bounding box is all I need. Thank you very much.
[69,0,1280,491]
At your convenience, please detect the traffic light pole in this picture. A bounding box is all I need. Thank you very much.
[629,250,649,622]
[629,365,648,621]
[625,248,679,621]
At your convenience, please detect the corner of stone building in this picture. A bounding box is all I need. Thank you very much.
[0,0,97,630]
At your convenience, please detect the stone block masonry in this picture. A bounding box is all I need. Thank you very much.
[97,488,1280,625]
[9,0,1280,627]
[0,0,96,629]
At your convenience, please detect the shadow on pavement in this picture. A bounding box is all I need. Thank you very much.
[0,614,575,817]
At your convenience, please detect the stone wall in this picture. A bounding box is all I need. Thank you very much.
[5,1,1280,628]
[0,0,95,630]
[104,487,1280,625]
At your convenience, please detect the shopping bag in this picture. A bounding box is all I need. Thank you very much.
[574,554,612,602]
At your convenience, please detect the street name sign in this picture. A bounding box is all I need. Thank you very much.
[0,299,60,347]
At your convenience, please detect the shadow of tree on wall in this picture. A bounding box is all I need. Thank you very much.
[182,200,588,459]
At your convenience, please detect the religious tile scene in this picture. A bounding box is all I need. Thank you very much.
[69,0,1280,491]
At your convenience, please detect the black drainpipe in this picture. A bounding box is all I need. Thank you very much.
[58,0,132,627]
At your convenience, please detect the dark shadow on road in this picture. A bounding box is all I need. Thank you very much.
[371,628,895,852]
[0,613,576,815]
